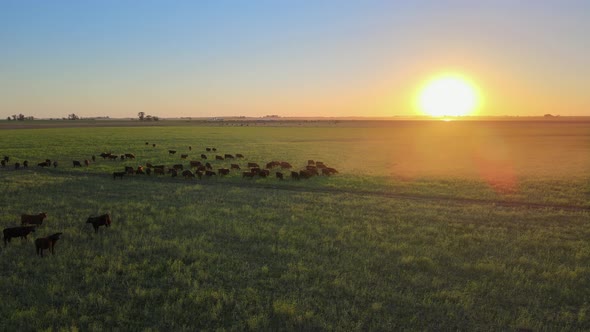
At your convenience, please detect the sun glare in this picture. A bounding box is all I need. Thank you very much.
[418,74,480,117]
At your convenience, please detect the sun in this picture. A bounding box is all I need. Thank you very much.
[417,74,480,117]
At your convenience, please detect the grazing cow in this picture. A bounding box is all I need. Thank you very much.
[248,162,259,168]
[21,212,48,226]
[154,168,165,175]
[291,171,300,180]
[258,170,269,178]
[14,162,20,170]
[181,154,188,159]
[205,162,212,170]
[215,155,224,160]
[230,164,240,170]
[3,226,36,246]
[125,166,134,175]
[146,142,149,145]
[37,161,49,167]
[86,213,111,233]
[206,147,211,152]
[197,165,206,172]
[35,233,63,257]
[84,159,90,166]
[92,155,96,162]
[145,168,152,175]
[316,161,326,168]
[306,165,317,171]
[323,167,339,175]
[236,153,244,158]
[280,162,292,169]
[224,154,234,159]
[154,165,166,170]
[146,162,154,168]
[108,155,118,161]
[218,168,230,176]
[100,152,111,159]
[53,161,58,168]
[173,164,184,170]
[276,172,284,180]
[201,154,207,159]
[195,170,203,179]
[73,160,82,167]
[3,156,8,162]
[169,150,177,155]
[242,171,255,178]
[113,171,125,180]
[153,144,156,147]
[0,160,5,167]
[308,160,315,165]
[125,153,135,159]
[182,170,195,178]
[299,170,315,179]
[46,159,51,165]
[205,170,216,177]
[169,169,178,177]
[212,148,217,152]
[189,146,192,151]
[23,160,28,168]
[189,161,202,168]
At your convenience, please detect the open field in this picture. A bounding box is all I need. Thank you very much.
[1,120,589,330]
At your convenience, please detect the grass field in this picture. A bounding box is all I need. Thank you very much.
[1,120,589,330]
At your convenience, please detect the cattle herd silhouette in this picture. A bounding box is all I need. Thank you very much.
[1,143,338,257]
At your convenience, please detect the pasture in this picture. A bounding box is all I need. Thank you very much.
[0,120,589,330]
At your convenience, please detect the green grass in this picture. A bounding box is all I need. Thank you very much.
[1,121,589,330]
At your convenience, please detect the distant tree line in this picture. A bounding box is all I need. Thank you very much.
[6,114,34,121]
[137,112,159,121]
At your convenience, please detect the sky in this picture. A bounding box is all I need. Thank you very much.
[1,0,589,119]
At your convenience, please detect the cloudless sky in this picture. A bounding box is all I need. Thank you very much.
[1,0,589,118]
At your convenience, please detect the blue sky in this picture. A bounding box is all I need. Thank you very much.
[1,1,589,118]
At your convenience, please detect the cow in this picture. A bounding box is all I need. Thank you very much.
[189,161,202,168]
[215,155,224,160]
[206,147,211,152]
[0,160,5,167]
[108,155,118,160]
[291,171,300,180]
[91,155,96,162]
[35,233,63,257]
[146,162,154,168]
[224,154,234,159]
[205,170,216,177]
[250,167,260,175]
[248,162,259,168]
[236,153,244,158]
[316,161,326,168]
[195,171,203,179]
[266,161,280,169]
[201,154,207,159]
[21,212,48,226]
[120,155,125,161]
[100,152,111,159]
[308,160,315,165]
[113,171,125,180]
[84,159,90,166]
[53,161,58,168]
[23,160,28,168]
[145,142,149,145]
[280,162,292,169]
[46,159,51,165]
[145,168,152,175]
[242,171,255,178]
[154,168,165,175]
[276,172,284,180]
[230,164,240,170]
[299,170,314,179]
[323,167,339,175]
[258,169,270,178]
[135,167,145,175]
[205,162,213,170]
[73,160,82,167]
[153,144,156,147]
[181,154,188,159]
[125,166,134,175]
[212,148,217,152]
[3,156,8,162]
[37,161,49,167]
[168,168,178,176]
[218,168,230,176]
[188,146,192,151]
[14,162,20,170]
[173,164,184,170]
[197,165,206,172]
[169,150,176,155]
[86,214,112,234]
[3,226,36,247]
[182,170,195,178]
[125,153,135,159]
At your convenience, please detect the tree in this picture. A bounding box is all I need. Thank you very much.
[6,117,10,121]
[68,113,79,120]
[138,112,145,121]
[12,114,17,120]
[17,114,25,121]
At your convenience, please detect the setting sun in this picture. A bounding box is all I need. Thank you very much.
[418,74,480,117]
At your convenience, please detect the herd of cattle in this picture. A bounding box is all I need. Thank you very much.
[0,144,339,182]
[2,212,112,257]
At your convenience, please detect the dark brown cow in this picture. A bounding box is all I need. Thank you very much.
[248,162,259,168]
[23,160,28,168]
[73,160,82,167]
[37,161,49,167]
[125,153,135,159]
[189,161,202,168]
[195,170,203,179]
[212,148,217,152]
[146,142,149,145]
[35,233,63,256]
[205,170,216,177]
[308,160,315,165]
[108,155,118,160]
[91,155,96,162]
[153,143,156,147]
[230,164,240,170]
[280,162,292,169]
[206,147,211,152]
[224,154,234,159]
[84,159,90,166]
[21,212,48,226]
[181,154,188,159]
[99,152,111,159]
[299,170,315,179]
[169,150,177,155]
[266,161,280,169]
[87,214,111,233]
[201,154,207,159]
[197,165,206,172]
[182,170,195,178]
[154,168,165,175]
[125,166,134,175]
[3,156,8,162]
[53,161,58,168]
[316,161,326,168]
[173,164,184,170]
[0,160,5,167]
[113,171,125,179]
[291,171,300,180]
[205,162,212,170]
[14,162,20,170]
[236,153,244,158]
[242,171,255,178]
[215,155,224,160]
[145,168,152,175]
[120,155,125,160]
[276,172,284,180]
[146,162,154,168]
[168,168,178,177]
[258,169,270,178]
[218,168,230,176]
[135,167,145,175]
[3,226,36,246]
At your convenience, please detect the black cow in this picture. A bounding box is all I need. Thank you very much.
[215,155,224,160]
[181,154,188,159]
[125,166,134,175]
[276,172,284,180]
[201,154,207,159]
[37,161,49,167]
[291,171,300,180]
[35,233,63,256]
[125,153,135,159]
[224,154,234,159]
[113,171,125,180]
[53,161,58,168]
[3,226,36,246]
[205,170,216,177]
[230,164,240,170]
[87,214,111,233]
[242,171,255,178]
[14,162,20,170]
[21,212,48,226]
[218,168,230,176]
[169,150,176,155]
[73,160,82,167]
[173,164,184,170]
[182,170,195,178]
[236,153,244,158]
[23,160,29,168]
[189,161,202,168]
[248,162,259,168]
